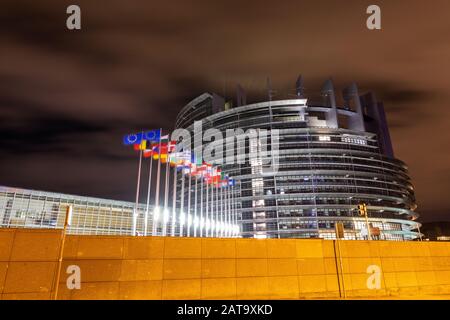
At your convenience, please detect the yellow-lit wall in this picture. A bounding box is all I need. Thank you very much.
[1,228,449,300]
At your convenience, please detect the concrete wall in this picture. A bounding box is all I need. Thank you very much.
[0,228,449,300]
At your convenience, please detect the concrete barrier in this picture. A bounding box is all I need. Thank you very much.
[0,228,449,299]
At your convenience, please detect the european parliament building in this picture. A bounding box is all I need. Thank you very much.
[0,77,421,241]
[176,78,421,241]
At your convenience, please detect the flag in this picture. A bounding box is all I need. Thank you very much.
[212,167,221,184]
[124,132,143,145]
[203,161,212,177]
[149,134,176,162]
[169,151,189,167]
[153,145,176,163]
[168,140,177,153]
[133,140,147,151]
[190,164,197,176]
[150,144,163,161]
[143,130,161,142]
[143,143,158,158]
[152,134,168,160]
[197,163,207,176]
[160,134,169,143]
[158,141,177,156]
[180,150,193,169]
[221,174,229,187]
[194,152,203,166]
[123,129,161,145]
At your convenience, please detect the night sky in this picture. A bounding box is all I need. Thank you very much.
[0,1,449,222]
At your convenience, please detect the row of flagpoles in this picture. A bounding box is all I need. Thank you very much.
[123,129,240,238]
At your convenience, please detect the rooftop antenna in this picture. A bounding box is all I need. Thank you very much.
[296,75,305,98]
[343,82,365,131]
[321,78,338,128]
[266,77,276,101]
[222,75,228,101]
[321,78,336,107]
[236,84,247,107]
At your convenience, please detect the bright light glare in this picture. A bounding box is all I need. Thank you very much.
[180,211,185,225]
[200,218,205,229]
[153,206,160,221]
[254,234,267,239]
[194,216,199,228]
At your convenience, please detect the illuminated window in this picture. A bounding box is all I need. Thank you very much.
[342,135,367,145]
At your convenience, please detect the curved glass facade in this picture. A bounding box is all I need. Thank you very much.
[176,89,421,241]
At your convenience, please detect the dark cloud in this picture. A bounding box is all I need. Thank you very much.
[382,90,433,104]
[420,210,450,223]
[0,0,449,222]
[0,116,108,154]
[357,85,440,129]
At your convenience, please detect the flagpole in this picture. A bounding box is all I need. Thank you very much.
[205,179,209,237]
[228,185,234,238]
[132,137,144,236]
[230,184,233,237]
[234,184,238,237]
[209,181,212,238]
[210,182,214,238]
[179,169,185,237]
[231,184,235,237]
[226,185,230,237]
[200,177,204,237]
[223,182,228,237]
[194,176,198,237]
[163,160,170,236]
[187,170,192,237]
[152,130,162,236]
[220,185,224,238]
[229,185,232,237]
[171,166,177,237]
[231,184,234,237]
[215,183,219,237]
[230,185,233,237]
[144,156,153,236]
[238,180,241,237]
[223,185,226,237]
